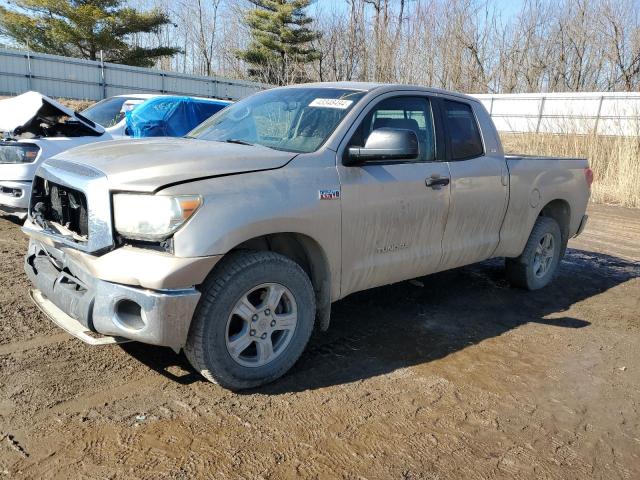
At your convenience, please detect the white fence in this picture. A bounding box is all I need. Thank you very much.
[473,92,640,137]
[0,47,269,101]
[2,49,637,136]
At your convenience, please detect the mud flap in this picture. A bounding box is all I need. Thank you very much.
[574,214,589,237]
[317,302,331,331]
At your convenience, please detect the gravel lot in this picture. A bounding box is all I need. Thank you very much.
[0,203,638,479]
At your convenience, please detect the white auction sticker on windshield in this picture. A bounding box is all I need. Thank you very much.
[309,98,353,109]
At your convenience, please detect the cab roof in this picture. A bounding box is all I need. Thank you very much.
[283,81,479,103]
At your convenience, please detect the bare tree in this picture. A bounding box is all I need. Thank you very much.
[194,0,222,76]
[129,0,640,93]
[599,0,640,90]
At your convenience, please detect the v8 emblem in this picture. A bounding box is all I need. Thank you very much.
[319,189,340,200]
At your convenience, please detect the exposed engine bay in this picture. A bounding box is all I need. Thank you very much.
[12,104,101,138]
[16,119,99,139]
[0,91,103,139]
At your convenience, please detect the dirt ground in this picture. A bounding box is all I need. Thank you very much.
[0,203,638,479]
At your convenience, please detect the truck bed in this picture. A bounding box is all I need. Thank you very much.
[497,154,591,259]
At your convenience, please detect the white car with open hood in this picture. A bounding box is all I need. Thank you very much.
[0,92,157,218]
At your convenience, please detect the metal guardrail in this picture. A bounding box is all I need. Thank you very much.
[0,47,270,101]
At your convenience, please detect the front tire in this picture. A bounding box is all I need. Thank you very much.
[505,216,563,290]
[185,250,316,390]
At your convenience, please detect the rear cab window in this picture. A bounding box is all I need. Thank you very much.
[443,100,484,160]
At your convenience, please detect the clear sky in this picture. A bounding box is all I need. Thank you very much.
[0,0,524,21]
[310,0,523,20]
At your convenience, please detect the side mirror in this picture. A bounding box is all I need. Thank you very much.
[346,128,419,165]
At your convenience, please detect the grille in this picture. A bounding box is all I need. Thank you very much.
[31,176,89,238]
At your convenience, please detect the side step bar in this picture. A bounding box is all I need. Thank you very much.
[30,289,131,346]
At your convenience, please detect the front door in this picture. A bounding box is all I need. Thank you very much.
[337,95,451,297]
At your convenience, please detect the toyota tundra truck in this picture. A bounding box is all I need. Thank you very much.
[21,83,592,390]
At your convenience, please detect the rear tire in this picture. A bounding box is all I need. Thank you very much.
[505,216,563,290]
[185,250,315,390]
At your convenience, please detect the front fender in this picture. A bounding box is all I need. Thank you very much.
[165,162,342,299]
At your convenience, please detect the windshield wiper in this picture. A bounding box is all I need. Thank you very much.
[225,138,256,146]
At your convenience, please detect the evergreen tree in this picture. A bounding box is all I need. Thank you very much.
[238,0,320,85]
[0,0,180,67]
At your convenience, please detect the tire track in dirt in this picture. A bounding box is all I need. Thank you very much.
[0,332,70,355]
[1,205,639,479]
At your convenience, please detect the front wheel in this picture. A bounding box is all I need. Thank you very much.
[185,251,316,390]
[505,216,563,290]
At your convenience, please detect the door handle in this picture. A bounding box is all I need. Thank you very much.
[425,177,450,188]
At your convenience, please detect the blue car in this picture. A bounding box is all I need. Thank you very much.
[126,96,231,138]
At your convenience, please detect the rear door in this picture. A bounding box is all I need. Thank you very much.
[438,98,509,269]
[337,94,451,297]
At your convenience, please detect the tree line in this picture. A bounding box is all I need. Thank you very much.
[1,0,639,93]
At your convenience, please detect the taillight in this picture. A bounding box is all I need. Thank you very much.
[584,167,594,187]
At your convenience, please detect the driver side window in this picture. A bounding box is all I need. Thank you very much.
[348,96,436,162]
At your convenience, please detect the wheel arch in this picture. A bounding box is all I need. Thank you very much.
[208,232,333,331]
[538,199,571,254]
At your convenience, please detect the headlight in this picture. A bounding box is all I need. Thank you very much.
[0,142,40,164]
[113,194,202,240]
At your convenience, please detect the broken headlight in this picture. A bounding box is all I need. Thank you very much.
[113,194,202,241]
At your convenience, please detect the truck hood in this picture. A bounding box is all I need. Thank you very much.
[51,137,297,192]
[0,91,104,137]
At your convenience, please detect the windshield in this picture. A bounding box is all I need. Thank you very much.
[82,96,142,128]
[188,88,366,153]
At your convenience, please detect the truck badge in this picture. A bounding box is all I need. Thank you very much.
[319,189,340,200]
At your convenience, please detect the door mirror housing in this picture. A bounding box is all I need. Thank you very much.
[346,128,419,165]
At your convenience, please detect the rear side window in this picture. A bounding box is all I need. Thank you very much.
[443,100,483,160]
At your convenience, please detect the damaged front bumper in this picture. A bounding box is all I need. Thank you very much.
[25,240,203,352]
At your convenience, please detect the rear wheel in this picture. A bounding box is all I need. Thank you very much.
[505,216,563,290]
[185,250,315,390]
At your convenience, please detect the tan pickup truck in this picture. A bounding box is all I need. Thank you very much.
[22,83,592,389]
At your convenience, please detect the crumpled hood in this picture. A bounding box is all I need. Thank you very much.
[0,91,104,136]
[50,137,297,192]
